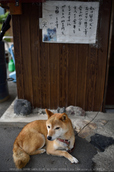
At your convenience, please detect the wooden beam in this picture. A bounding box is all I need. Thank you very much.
[9,3,22,15]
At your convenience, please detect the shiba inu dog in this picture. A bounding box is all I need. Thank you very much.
[13,109,79,169]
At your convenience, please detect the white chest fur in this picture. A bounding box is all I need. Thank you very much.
[54,139,69,150]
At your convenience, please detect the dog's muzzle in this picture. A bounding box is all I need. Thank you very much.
[47,136,52,140]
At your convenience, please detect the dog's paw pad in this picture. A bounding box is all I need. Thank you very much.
[71,157,79,164]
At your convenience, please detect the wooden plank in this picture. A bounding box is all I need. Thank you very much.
[12,15,24,99]
[38,3,50,108]
[49,43,59,109]
[85,46,97,111]
[40,42,49,108]
[9,3,22,15]
[103,0,113,111]
[59,44,68,107]
[67,44,78,106]
[77,44,88,110]
[94,0,112,111]
[29,3,42,107]
[20,4,33,104]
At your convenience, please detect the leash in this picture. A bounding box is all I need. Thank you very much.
[56,97,105,153]
[68,99,105,152]
[57,106,103,153]
[76,98,105,137]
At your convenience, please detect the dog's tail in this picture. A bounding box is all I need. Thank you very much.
[13,142,30,169]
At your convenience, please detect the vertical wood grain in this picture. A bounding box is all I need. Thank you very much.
[40,43,49,108]
[20,4,33,104]
[59,44,68,107]
[94,0,112,111]
[29,3,42,107]
[12,15,24,99]
[85,46,97,111]
[67,44,78,106]
[77,44,88,110]
[12,1,112,111]
[49,43,59,108]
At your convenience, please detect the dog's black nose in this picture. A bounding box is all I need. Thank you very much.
[47,136,52,140]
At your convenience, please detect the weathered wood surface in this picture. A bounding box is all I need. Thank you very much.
[12,0,112,111]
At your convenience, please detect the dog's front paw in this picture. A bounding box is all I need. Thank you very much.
[70,156,79,164]
[40,149,46,154]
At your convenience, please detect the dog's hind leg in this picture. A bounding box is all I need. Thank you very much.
[28,133,46,156]
[30,148,46,155]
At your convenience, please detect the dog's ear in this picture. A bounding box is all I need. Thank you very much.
[60,113,67,122]
[45,109,54,118]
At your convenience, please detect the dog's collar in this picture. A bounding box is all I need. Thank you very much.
[57,138,75,153]
[57,138,70,145]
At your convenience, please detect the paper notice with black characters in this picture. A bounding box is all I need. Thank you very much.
[41,1,99,44]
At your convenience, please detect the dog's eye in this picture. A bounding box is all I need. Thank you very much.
[55,127,60,130]
[48,126,50,129]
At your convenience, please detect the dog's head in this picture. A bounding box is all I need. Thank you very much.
[45,109,70,141]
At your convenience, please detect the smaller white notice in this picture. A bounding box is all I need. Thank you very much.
[41,1,99,44]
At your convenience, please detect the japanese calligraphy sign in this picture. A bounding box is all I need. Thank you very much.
[41,1,99,43]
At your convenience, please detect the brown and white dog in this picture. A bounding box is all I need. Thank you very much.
[13,109,79,169]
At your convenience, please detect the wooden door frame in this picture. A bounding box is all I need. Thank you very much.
[103,0,114,111]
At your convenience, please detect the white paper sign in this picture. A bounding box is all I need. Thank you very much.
[41,1,99,43]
